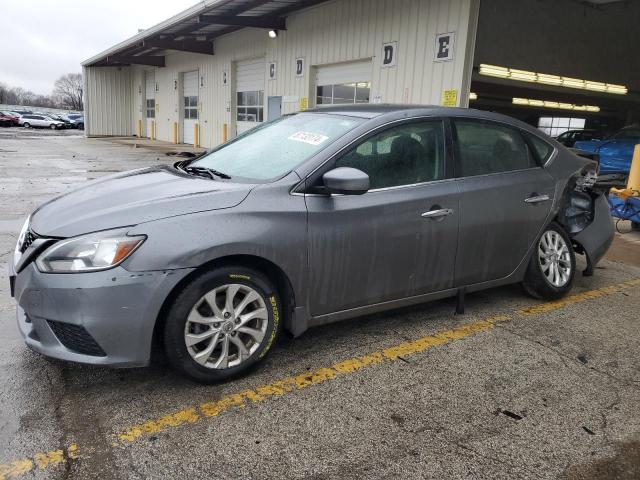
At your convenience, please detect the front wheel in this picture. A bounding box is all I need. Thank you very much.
[163,266,281,383]
[523,223,576,300]
[23,122,30,128]
[50,124,57,130]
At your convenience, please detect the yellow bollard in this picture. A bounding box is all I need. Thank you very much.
[173,122,178,144]
[151,121,156,141]
[627,144,640,191]
[194,123,200,148]
[136,119,142,138]
[223,123,228,143]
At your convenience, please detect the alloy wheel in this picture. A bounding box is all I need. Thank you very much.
[538,230,572,287]
[184,283,268,369]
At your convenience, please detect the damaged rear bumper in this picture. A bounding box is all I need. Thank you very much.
[572,194,614,274]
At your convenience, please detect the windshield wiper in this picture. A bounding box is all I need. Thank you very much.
[176,162,231,180]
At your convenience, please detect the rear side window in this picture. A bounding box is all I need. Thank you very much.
[454,120,537,177]
[336,120,445,189]
[523,132,554,163]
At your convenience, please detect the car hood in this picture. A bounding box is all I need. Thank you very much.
[30,165,254,237]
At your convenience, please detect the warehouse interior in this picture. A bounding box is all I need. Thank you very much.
[470,0,640,137]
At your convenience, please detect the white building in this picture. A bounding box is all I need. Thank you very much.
[82,0,480,148]
[84,0,638,145]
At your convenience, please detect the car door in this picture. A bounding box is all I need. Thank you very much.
[33,116,46,127]
[452,118,555,286]
[304,119,459,316]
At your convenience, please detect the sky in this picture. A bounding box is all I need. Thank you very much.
[0,0,199,95]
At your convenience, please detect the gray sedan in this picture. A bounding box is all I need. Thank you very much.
[10,105,613,383]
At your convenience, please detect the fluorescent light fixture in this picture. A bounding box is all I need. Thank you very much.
[268,30,278,38]
[480,64,627,94]
[512,97,600,112]
[469,92,478,100]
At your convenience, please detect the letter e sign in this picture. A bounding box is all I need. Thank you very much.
[269,62,277,80]
[434,32,455,62]
[381,41,397,68]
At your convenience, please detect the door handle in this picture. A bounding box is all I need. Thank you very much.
[524,194,550,204]
[421,208,454,219]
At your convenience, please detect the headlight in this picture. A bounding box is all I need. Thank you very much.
[36,230,146,273]
[13,216,30,266]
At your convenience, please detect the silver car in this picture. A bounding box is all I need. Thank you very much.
[10,106,613,383]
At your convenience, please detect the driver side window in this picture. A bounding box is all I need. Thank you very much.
[335,120,445,189]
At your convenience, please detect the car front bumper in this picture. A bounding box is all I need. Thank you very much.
[11,261,194,367]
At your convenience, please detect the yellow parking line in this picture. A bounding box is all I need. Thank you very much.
[1,278,638,479]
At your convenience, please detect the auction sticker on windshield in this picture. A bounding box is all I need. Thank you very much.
[288,131,329,146]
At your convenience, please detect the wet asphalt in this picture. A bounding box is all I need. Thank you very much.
[0,127,639,479]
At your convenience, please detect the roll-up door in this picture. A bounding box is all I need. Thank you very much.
[145,72,155,138]
[236,58,265,135]
[183,70,199,145]
[315,60,372,106]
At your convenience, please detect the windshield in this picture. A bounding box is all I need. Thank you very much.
[191,113,364,180]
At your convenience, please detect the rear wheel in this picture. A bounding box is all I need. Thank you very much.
[163,266,281,383]
[523,223,575,300]
[23,122,30,128]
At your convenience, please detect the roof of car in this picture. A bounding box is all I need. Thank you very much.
[303,104,543,134]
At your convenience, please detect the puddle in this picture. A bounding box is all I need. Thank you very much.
[562,439,640,479]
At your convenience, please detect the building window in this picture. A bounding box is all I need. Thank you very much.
[146,99,155,119]
[237,91,264,122]
[538,117,585,138]
[316,82,371,106]
[184,96,198,120]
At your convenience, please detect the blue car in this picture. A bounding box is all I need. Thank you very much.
[574,126,640,176]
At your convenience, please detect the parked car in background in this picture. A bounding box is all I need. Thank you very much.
[574,126,640,177]
[66,114,84,130]
[59,114,79,128]
[0,112,19,126]
[10,106,613,383]
[43,114,73,128]
[19,114,65,129]
[556,129,603,148]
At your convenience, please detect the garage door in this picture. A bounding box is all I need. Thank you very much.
[316,60,372,106]
[183,70,198,145]
[145,72,155,138]
[236,58,265,135]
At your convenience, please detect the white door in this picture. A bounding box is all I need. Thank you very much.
[183,70,198,144]
[315,60,372,106]
[236,58,265,135]
[145,72,155,137]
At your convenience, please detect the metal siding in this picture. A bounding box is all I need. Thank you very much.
[85,0,476,147]
[85,66,133,137]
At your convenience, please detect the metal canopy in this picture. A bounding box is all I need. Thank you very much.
[84,0,329,67]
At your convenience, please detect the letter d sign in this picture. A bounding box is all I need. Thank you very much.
[381,41,397,68]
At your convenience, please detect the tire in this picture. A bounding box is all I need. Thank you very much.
[163,266,282,383]
[523,222,576,300]
[23,122,30,128]
[50,124,57,130]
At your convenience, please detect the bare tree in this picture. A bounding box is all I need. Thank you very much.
[53,73,83,110]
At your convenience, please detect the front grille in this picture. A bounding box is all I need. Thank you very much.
[47,321,107,357]
[20,230,38,253]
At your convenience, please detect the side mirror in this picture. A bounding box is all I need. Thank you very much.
[322,167,370,195]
